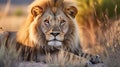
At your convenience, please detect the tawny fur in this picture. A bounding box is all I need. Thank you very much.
[17,0,80,52]
[0,0,103,66]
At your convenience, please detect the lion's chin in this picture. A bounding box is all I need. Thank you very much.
[48,41,62,47]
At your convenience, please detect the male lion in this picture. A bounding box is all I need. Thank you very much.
[17,0,80,52]
[0,0,103,66]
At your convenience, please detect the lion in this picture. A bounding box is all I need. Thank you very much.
[17,0,80,52]
[0,0,103,66]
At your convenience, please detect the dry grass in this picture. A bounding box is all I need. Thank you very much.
[76,1,120,67]
[98,18,120,67]
[0,42,19,67]
[0,41,90,67]
[0,0,120,67]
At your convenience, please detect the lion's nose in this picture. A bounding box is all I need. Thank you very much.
[50,32,60,36]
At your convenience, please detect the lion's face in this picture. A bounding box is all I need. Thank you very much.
[40,9,69,46]
[29,0,78,47]
[18,0,79,49]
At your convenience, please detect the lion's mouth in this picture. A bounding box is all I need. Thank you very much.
[48,39,62,47]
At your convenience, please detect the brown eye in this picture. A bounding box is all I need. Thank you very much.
[44,20,50,26]
[60,20,65,26]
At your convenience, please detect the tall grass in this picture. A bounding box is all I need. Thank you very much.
[76,0,120,67]
[0,42,19,67]
[98,19,120,67]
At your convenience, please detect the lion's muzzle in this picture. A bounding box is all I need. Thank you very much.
[47,31,64,46]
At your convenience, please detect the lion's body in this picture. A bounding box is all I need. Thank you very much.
[0,31,101,66]
[0,0,103,66]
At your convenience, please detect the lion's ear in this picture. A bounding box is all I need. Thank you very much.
[65,6,78,18]
[31,6,43,17]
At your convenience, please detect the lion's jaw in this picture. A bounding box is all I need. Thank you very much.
[48,41,62,47]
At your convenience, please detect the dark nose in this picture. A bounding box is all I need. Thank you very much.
[50,32,60,36]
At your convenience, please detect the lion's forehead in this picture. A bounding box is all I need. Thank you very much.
[43,9,67,20]
[29,0,76,13]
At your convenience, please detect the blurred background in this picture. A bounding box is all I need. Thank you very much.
[0,0,120,67]
[0,0,33,31]
[0,0,120,31]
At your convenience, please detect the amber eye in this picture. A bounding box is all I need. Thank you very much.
[60,20,65,26]
[44,20,50,26]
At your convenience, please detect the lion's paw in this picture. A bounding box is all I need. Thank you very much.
[85,55,106,67]
[89,55,103,64]
[85,61,106,67]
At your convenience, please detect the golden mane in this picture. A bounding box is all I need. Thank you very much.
[16,0,80,53]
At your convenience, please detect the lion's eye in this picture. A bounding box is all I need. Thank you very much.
[44,20,50,26]
[60,20,65,26]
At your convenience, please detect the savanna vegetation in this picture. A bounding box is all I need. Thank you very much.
[76,0,120,67]
[0,0,120,67]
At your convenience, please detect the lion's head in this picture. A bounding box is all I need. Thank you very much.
[17,0,79,51]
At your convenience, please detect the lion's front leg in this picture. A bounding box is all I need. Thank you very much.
[43,50,95,67]
[46,50,106,67]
